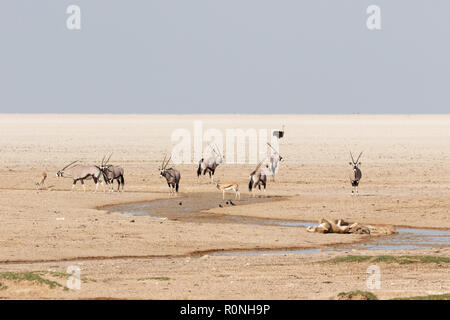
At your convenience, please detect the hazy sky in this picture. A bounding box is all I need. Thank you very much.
[0,1,448,113]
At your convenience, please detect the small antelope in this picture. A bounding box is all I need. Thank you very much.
[349,151,363,195]
[35,171,47,190]
[216,182,240,200]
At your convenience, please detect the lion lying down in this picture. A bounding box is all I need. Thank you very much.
[306,218,396,235]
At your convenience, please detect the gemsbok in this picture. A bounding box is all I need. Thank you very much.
[159,155,181,195]
[197,144,223,183]
[98,154,125,192]
[349,151,363,195]
[216,181,240,200]
[267,142,283,181]
[248,161,268,196]
[56,160,104,192]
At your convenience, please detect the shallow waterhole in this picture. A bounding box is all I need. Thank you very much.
[104,192,450,256]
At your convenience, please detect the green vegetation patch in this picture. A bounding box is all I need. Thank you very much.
[337,290,378,300]
[138,276,171,281]
[0,282,8,291]
[326,255,373,263]
[0,271,63,289]
[392,293,450,300]
[0,270,96,290]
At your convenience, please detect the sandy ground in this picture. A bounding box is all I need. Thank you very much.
[0,114,448,299]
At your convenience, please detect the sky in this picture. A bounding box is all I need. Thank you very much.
[0,1,448,114]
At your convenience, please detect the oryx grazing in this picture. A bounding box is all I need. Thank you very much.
[159,155,181,195]
[349,151,363,195]
[98,154,125,192]
[197,144,223,183]
[56,160,104,192]
[267,142,283,181]
[216,181,240,200]
[248,161,268,196]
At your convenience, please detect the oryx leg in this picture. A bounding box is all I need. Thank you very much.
[72,179,77,191]
[208,170,213,183]
[81,180,86,192]
[93,177,99,193]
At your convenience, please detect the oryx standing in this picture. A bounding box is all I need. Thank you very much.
[159,155,181,195]
[349,151,363,195]
[267,142,283,181]
[56,160,104,192]
[98,154,125,192]
[197,144,223,183]
[248,161,268,196]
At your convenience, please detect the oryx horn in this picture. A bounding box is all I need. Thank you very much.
[104,153,113,166]
[62,160,79,171]
[355,151,363,164]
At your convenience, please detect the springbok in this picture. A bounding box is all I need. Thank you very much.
[248,161,268,196]
[98,154,125,192]
[197,144,223,183]
[216,181,240,200]
[159,155,181,195]
[267,142,283,181]
[56,160,104,192]
[349,151,363,195]
[35,171,47,190]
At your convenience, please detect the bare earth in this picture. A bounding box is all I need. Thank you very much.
[0,114,448,299]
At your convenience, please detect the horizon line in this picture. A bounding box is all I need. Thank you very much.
[1,113,450,116]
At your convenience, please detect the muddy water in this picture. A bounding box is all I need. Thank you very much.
[105,192,288,225]
[105,193,450,256]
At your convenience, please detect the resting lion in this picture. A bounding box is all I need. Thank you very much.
[306,218,394,235]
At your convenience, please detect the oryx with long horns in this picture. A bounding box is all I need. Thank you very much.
[349,151,363,195]
[159,154,181,195]
[248,160,268,196]
[56,160,104,192]
[267,142,283,182]
[197,144,223,183]
[98,154,125,192]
